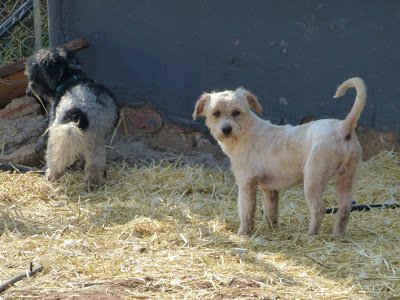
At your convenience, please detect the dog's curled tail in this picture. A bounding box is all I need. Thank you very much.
[333,77,366,134]
[47,122,86,168]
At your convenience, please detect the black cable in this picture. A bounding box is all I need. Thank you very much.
[326,203,400,214]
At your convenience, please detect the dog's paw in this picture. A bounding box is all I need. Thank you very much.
[307,228,320,236]
[85,176,104,191]
[332,229,346,238]
[45,169,61,181]
[267,220,279,230]
[237,225,252,235]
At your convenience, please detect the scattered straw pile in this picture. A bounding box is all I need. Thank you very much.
[0,151,399,299]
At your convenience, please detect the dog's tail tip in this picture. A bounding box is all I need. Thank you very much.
[336,77,367,133]
[334,77,365,98]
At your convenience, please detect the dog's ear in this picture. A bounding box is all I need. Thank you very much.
[236,87,263,115]
[63,48,82,70]
[246,91,262,115]
[193,93,211,120]
[42,48,69,89]
[24,56,39,81]
[43,63,64,90]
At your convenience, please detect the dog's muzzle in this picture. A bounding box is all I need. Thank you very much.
[222,125,232,136]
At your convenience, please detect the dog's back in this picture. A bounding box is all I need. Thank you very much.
[54,83,118,137]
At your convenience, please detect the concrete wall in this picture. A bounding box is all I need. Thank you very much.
[48,0,400,131]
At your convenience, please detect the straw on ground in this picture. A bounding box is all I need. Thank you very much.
[0,151,399,299]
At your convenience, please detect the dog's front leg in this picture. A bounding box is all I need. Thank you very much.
[237,182,257,235]
[261,189,279,229]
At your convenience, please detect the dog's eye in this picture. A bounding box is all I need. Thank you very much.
[232,110,241,117]
[213,111,221,118]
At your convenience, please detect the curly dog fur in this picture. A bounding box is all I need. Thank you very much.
[25,47,119,186]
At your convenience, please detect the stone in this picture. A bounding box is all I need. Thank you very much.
[0,96,46,166]
[0,96,41,119]
[0,143,42,167]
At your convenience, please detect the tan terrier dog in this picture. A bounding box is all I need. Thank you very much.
[193,78,366,236]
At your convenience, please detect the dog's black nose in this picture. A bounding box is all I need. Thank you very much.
[222,125,232,136]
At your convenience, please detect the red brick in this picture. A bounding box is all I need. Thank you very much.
[121,105,163,133]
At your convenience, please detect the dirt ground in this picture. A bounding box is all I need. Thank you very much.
[2,276,265,299]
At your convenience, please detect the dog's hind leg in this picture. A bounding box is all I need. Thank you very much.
[237,181,257,235]
[83,144,106,187]
[45,133,68,181]
[333,160,360,236]
[261,189,279,229]
[303,152,332,235]
[45,153,67,181]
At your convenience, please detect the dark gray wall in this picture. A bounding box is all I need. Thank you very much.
[48,0,400,131]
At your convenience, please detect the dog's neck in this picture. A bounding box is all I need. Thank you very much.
[55,74,82,94]
[55,70,86,95]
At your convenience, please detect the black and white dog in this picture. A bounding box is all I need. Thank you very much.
[25,47,119,186]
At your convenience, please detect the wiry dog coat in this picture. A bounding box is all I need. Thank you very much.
[193,78,366,237]
[25,47,119,186]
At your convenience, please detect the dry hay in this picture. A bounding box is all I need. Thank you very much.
[0,151,399,299]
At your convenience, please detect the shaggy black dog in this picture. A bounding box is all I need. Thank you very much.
[25,47,119,186]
